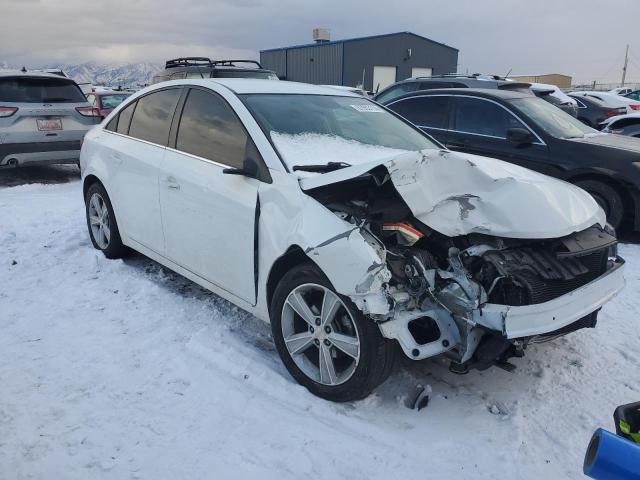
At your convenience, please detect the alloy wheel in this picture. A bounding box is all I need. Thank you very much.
[281,283,360,386]
[88,192,111,249]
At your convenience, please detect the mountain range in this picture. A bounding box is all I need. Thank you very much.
[0,61,161,87]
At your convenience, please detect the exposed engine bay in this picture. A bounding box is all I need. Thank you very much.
[304,165,623,372]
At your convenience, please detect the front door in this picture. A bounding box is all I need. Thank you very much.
[159,87,260,304]
[447,96,549,171]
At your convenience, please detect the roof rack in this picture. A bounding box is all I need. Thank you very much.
[165,57,263,69]
[211,60,263,69]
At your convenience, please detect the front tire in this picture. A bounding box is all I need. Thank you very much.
[270,263,396,402]
[574,180,624,230]
[85,182,128,259]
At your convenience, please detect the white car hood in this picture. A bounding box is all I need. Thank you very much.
[299,149,605,239]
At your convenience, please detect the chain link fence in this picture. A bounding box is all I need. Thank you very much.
[570,82,640,91]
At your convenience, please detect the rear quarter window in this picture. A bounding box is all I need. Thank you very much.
[0,77,86,103]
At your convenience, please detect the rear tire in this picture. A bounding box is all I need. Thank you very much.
[270,262,396,402]
[574,179,624,230]
[85,182,128,259]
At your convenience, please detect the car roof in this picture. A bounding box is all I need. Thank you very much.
[388,87,533,103]
[165,78,360,96]
[0,70,75,81]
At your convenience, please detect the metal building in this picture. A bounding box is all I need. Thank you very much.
[510,74,573,89]
[260,31,459,92]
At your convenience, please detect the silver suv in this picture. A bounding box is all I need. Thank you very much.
[0,71,101,167]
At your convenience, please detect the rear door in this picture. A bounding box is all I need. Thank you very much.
[159,87,261,304]
[104,87,182,254]
[447,96,549,170]
[0,76,99,147]
[386,95,450,145]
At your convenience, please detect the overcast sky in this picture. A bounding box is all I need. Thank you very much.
[2,0,639,83]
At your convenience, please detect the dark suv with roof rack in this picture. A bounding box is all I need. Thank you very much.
[373,74,527,104]
[374,74,578,117]
[151,57,279,84]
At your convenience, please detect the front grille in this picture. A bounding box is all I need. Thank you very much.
[486,248,608,306]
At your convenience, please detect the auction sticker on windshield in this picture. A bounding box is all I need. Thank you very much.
[36,118,63,131]
[351,104,384,112]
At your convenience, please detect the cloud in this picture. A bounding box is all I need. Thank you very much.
[1,0,638,83]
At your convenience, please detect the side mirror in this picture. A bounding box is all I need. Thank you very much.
[222,156,271,183]
[222,156,259,178]
[507,127,535,146]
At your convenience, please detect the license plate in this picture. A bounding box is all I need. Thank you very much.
[36,118,63,131]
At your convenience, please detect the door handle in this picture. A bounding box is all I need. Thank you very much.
[166,176,180,190]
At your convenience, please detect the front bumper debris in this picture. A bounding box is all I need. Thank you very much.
[474,256,625,338]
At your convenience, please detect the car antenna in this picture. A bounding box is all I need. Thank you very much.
[21,66,27,73]
[504,68,512,79]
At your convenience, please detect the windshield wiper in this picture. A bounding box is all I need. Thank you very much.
[292,162,351,173]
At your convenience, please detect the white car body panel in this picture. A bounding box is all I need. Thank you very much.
[101,132,165,254]
[159,148,260,304]
[300,150,605,239]
[80,78,625,372]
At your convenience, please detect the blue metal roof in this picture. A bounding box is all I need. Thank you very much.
[260,31,458,53]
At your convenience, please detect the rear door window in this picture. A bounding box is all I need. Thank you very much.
[116,100,137,135]
[0,77,86,103]
[393,96,450,129]
[453,96,525,138]
[175,88,248,168]
[128,89,181,145]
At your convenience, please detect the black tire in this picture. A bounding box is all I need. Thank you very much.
[574,179,624,230]
[85,182,129,259]
[270,262,396,402]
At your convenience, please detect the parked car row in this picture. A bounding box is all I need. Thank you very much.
[80,77,625,401]
[0,59,280,169]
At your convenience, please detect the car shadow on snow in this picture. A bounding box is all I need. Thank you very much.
[0,164,80,188]
[117,250,564,411]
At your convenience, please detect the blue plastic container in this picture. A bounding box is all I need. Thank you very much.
[583,428,640,479]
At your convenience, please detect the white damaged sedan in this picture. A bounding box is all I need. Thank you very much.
[80,79,625,401]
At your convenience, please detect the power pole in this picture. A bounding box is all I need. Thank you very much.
[622,44,629,86]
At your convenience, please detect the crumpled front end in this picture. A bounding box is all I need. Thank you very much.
[300,150,625,372]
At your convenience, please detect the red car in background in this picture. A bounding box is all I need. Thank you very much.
[85,90,131,119]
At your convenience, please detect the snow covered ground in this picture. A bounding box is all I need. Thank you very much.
[1,168,639,479]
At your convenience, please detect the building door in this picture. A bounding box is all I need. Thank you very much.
[411,67,433,78]
[372,66,397,93]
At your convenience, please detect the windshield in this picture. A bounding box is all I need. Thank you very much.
[218,70,278,80]
[510,97,596,139]
[99,94,130,109]
[0,77,86,103]
[241,94,437,170]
